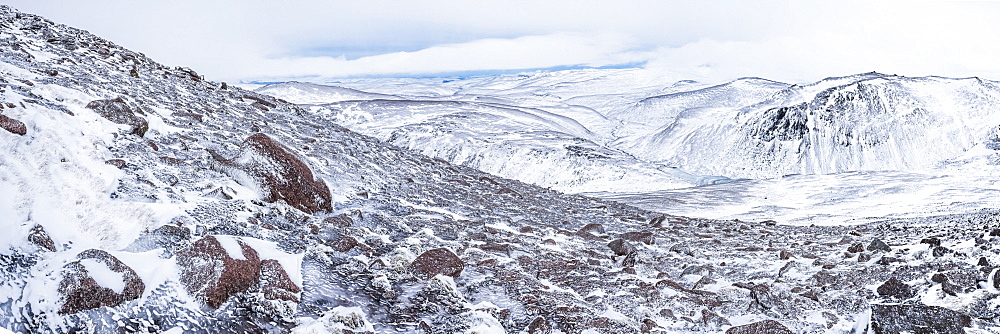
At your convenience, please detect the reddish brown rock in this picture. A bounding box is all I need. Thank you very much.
[27,224,56,251]
[725,320,793,334]
[176,236,301,309]
[105,159,126,169]
[526,316,551,334]
[0,114,26,135]
[86,98,148,137]
[410,248,464,279]
[176,236,262,308]
[323,215,353,227]
[259,259,300,302]
[216,133,332,214]
[58,249,145,314]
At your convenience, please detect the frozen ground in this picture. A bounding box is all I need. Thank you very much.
[3,4,1000,334]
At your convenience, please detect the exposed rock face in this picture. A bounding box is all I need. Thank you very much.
[0,114,26,135]
[86,97,148,137]
[410,248,464,279]
[726,320,793,334]
[217,133,332,214]
[175,235,300,309]
[870,304,971,334]
[58,249,144,314]
[176,235,262,308]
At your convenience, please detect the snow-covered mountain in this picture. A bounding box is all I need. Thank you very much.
[622,73,1000,178]
[4,5,1000,334]
[255,82,402,104]
[259,70,1000,224]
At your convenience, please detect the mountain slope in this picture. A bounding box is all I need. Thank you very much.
[625,73,1000,178]
[2,6,1000,334]
[255,81,402,104]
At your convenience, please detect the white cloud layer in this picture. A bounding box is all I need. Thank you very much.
[4,0,1000,84]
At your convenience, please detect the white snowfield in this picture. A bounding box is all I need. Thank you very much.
[259,70,1000,224]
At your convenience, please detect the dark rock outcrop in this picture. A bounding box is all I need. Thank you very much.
[410,248,464,279]
[86,98,148,137]
[876,277,912,299]
[868,238,891,252]
[726,320,794,334]
[0,114,26,135]
[58,249,144,314]
[215,133,332,214]
[870,304,971,334]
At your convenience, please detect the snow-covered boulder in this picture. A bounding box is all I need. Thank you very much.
[175,235,300,308]
[213,133,332,214]
[85,97,148,137]
[58,249,145,314]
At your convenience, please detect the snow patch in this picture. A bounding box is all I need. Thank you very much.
[79,258,125,294]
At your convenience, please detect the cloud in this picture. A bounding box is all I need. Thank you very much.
[237,33,648,81]
[4,0,1000,84]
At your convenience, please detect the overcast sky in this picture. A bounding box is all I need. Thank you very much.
[4,0,1000,84]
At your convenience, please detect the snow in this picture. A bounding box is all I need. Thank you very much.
[264,71,1000,226]
[214,235,247,260]
[399,198,470,221]
[292,306,376,333]
[79,258,126,294]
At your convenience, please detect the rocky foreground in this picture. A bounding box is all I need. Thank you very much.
[1,5,1000,333]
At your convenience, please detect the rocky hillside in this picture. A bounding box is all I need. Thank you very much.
[1,5,1000,334]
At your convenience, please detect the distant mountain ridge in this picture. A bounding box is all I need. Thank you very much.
[260,71,1000,184]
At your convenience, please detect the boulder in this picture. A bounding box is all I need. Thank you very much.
[176,235,262,308]
[86,98,148,137]
[870,304,971,334]
[726,320,793,334]
[58,249,144,314]
[27,224,56,251]
[259,259,301,302]
[0,114,26,135]
[409,248,464,279]
[876,278,912,299]
[607,239,636,256]
[868,238,891,252]
[215,133,332,214]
